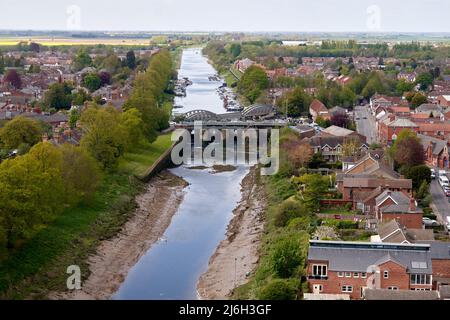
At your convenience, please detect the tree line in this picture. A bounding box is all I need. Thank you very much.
[0,50,174,257]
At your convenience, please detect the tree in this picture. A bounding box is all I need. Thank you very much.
[270,232,309,278]
[406,165,431,191]
[315,116,331,128]
[99,71,111,86]
[396,80,414,96]
[229,43,241,58]
[257,279,298,300]
[308,152,326,169]
[120,108,146,150]
[342,137,361,157]
[126,50,136,69]
[72,89,92,106]
[0,143,64,248]
[293,174,329,212]
[83,73,102,92]
[411,92,428,108]
[416,72,433,91]
[60,144,101,205]
[4,69,22,89]
[277,87,312,117]
[331,112,351,128]
[79,105,126,171]
[29,42,40,53]
[73,49,92,71]
[390,129,425,167]
[0,116,42,150]
[274,199,307,228]
[44,82,73,110]
[237,65,269,104]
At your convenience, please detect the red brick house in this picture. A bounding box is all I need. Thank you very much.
[307,241,434,300]
[437,95,450,107]
[375,190,423,229]
[378,117,419,145]
[418,134,450,169]
[309,99,330,122]
[417,123,450,140]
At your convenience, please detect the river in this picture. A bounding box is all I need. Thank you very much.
[113,48,249,300]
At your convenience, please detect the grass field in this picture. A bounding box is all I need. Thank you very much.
[0,133,173,299]
[0,37,152,46]
[119,133,173,177]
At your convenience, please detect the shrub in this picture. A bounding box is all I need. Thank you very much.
[257,279,298,300]
[270,232,309,278]
[274,199,305,228]
[287,216,312,232]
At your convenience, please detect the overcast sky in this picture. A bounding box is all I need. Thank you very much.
[1,0,449,32]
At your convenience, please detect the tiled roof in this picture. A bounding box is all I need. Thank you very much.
[308,240,432,274]
[418,134,447,156]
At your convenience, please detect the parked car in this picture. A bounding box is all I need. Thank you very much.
[446,217,450,231]
[439,176,449,188]
[423,217,439,227]
[439,170,447,177]
[431,169,436,179]
[445,187,450,197]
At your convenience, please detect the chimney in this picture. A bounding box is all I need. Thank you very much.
[409,197,416,212]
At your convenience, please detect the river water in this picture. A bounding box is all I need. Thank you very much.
[114,48,249,300]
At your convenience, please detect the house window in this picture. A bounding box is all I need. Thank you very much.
[361,272,367,278]
[345,272,351,278]
[312,265,327,277]
[410,274,432,285]
[313,284,323,293]
[338,272,344,278]
[342,285,353,293]
[353,272,359,278]
[384,271,389,279]
[388,286,398,291]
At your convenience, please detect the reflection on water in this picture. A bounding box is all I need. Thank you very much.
[174,48,225,114]
[114,49,249,300]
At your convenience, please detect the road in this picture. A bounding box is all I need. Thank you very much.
[430,178,450,224]
[354,105,377,145]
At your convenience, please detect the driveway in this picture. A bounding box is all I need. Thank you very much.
[354,105,377,145]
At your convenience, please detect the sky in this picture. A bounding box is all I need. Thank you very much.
[0,0,449,33]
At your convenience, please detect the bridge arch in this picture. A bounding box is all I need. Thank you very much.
[242,104,276,119]
[184,109,218,122]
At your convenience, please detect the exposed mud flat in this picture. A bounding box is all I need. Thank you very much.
[52,171,188,300]
[196,166,266,300]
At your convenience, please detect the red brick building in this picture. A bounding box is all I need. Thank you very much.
[307,241,434,300]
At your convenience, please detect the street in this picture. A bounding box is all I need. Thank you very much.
[354,105,377,145]
[430,179,450,224]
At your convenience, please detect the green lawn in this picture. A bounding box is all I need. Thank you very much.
[319,208,356,216]
[119,133,173,176]
[0,134,173,299]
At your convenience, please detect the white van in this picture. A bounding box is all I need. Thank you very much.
[439,176,449,188]
[439,170,447,177]
[446,216,450,231]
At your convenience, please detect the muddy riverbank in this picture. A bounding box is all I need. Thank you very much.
[53,171,188,300]
[196,166,267,300]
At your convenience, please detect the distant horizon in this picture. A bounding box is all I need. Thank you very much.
[1,0,449,33]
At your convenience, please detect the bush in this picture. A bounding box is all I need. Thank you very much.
[287,216,313,233]
[421,194,432,208]
[270,232,309,278]
[323,219,358,229]
[274,199,305,228]
[257,279,298,300]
